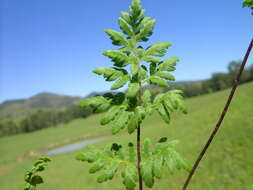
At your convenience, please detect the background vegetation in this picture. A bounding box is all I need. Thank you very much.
[0,82,252,189]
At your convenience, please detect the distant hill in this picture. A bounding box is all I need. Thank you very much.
[0,93,82,120]
[0,80,206,120]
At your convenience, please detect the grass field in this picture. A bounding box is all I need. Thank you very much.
[0,82,253,190]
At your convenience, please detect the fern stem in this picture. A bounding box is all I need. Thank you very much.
[137,81,143,190]
[181,38,253,190]
[137,124,143,190]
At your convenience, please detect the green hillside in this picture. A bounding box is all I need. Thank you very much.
[0,93,82,119]
[0,82,252,190]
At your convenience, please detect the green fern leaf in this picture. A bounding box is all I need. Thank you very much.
[157,104,170,124]
[158,56,179,71]
[135,106,146,123]
[104,29,128,46]
[149,62,157,75]
[103,50,129,67]
[122,166,138,190]
[119,17,134,36]
[153,156,163,179]
[93,67,123,81]
[136,19,156,42]
[143,138,151,158]
[142,89,152,106]
[111,74,129,90]
[146,42,171,57]
[120,11,131,25]
[149,76,169,88]
[129,0,142,21]
[130,64,139,76]
[100,106,122,125]
[126,83,140,98]
[127,112,138,134]
[112,111,130,134]
[89,159,107,173]
[154,71,175,81]
[141,160,154,188]
[128,142,136,163]
[143,56,161,63]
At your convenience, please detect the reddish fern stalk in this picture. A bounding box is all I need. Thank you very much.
[182,38,253,190]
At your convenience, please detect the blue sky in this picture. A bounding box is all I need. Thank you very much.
[0,0,252,102]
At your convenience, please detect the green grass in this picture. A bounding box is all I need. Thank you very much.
[0,82,253,190]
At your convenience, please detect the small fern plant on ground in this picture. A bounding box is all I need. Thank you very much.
[76,0,189,189]
[20,157,51,190]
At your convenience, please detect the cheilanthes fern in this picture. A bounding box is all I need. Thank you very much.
[20,157,51,190]
[77,0,189,189]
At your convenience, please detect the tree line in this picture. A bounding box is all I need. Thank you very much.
[0,106,92,137]
[0,60,252,137]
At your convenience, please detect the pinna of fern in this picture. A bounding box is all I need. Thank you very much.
[76,138,189,189]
